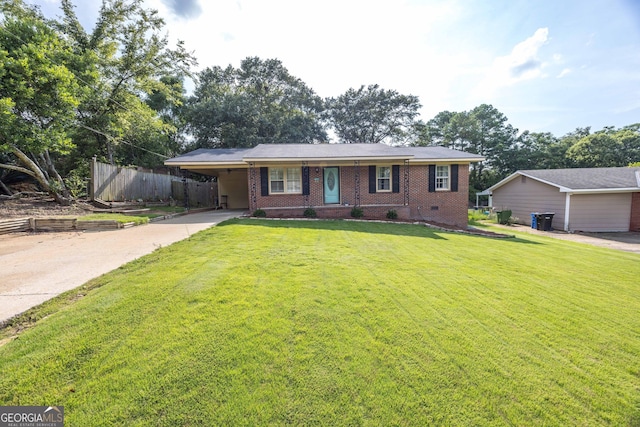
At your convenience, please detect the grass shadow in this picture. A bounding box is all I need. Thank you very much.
[219,218,542,244]
[220,218,450,239]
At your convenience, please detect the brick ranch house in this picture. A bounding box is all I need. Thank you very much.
[165,144,484,228]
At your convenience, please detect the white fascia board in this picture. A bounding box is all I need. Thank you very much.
[407,157,485,164]
[560,187,640,194]
[163,161,248,168]
[243,156,412,163]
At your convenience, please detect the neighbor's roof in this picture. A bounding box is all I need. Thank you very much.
[488,167,640,194]
[165,143,484,167]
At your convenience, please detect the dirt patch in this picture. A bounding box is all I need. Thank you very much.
[0,196,94,219]
[0,196,182,219]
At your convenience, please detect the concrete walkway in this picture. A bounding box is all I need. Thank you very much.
[0,210,244,323]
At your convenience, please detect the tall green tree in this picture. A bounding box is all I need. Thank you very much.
[326,84,421,144]
[186,57,327,148]
[0,6,81,203]
[56,0,196,168]
[566,125,640,168]
[418,104,516,192]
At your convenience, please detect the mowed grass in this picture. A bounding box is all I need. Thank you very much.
[1,219,639,426]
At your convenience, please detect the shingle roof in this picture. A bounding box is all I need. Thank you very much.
[396,146,485,161]
[164,148,250,165]
[165,144,484,166]
[490,167,640,192]
[522,167,640,190]
[243,143,408,160]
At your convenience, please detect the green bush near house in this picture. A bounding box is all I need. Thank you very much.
[386,209,398,220]
[252,209,266,217]
[1,220,639,426]
[303,207,317,218]
[468,209,490,225]
[350,206,364,218]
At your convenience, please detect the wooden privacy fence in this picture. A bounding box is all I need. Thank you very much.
[91,158,215,208]
[171,181,216,209]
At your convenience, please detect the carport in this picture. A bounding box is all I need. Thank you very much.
[165,148,251,210]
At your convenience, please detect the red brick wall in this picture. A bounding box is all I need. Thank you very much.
[630,192,640,231]
[408,165,470,228]
[249,163,470,228]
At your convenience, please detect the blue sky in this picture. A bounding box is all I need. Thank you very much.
[28,0,640,137]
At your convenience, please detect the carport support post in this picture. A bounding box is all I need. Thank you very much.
[564,192,571,232]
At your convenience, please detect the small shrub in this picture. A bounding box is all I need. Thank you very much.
[252,209,266,217]
[303,208,317,218]
[350,207,364,218]
[506,216,519,226]
[386,209,398,220]
[64,171,88,199]
[468,209,490,225]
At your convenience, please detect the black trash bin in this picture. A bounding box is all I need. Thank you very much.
[540,212,555,231]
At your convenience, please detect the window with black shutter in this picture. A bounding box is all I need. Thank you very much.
[428,165,436,192]
[451,165,459,192]
[392,165,400,193]
[369,165,377,193]
[302,166,310,196]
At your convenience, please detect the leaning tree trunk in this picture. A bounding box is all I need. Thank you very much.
[0,178,12,196]
[10,145,71,205]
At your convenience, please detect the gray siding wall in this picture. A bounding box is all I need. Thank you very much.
[569,193,631,232]
[492,176,565,228]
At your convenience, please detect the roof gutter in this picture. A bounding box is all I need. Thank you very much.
[164,161,248,168]
[560,187,640,194]
[242,156,412,162]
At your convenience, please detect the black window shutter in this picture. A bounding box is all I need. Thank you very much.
[369,165,376,193]
[428,165,436,193]
[392,165,400,193]
[260,167,269,196]
[451,165,459,192]
[302,166,310,196]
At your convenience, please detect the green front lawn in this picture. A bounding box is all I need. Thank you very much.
[1,219,639,425]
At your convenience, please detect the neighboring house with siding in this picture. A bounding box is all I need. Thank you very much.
[165,144,484,228]
[485,167,640,232]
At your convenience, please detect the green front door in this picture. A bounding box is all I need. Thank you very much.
[323,167,340,204]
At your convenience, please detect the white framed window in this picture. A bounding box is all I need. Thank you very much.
[270,167,301,194]
[377,166,391,192]
[436,165,450,190]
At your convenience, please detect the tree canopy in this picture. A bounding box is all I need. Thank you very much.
[418,108,640,198]
[0,0,195,202]
[186,57,326,148]
[326,84,421,145]
[0,7,81,203]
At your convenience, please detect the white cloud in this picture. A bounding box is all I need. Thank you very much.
[146,0,464,102]
[471,28,550,99]
[557,68,571,78]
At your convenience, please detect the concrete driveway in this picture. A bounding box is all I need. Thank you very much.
[491,224,640,254]
[0,210,243,323]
